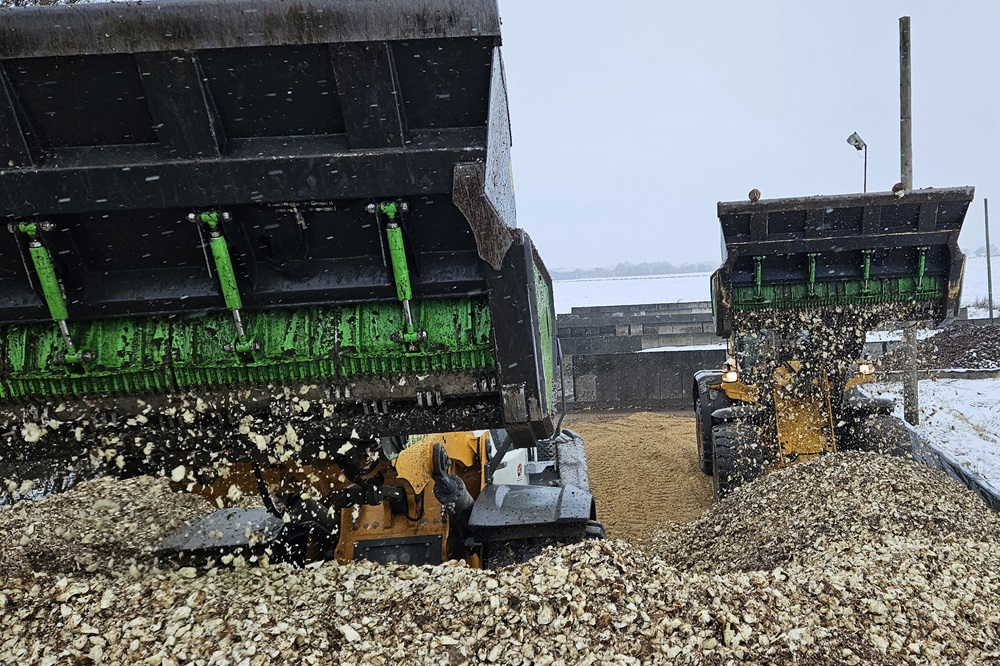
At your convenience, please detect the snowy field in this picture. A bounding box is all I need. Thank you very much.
[872,379,1000,501]
[553,272,711,313]
[554,255,996,314]
[961,255,996,307]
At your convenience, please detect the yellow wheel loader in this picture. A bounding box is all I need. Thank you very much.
[693,188,974,500]
[0,0,602,566]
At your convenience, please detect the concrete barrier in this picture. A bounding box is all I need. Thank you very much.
[910,431,1000,511]
[557,302,718,355]
[564,348,726,410]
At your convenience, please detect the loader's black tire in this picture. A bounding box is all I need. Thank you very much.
[695,398,713,475]
[711,419,764,501]
[839,413,914,457]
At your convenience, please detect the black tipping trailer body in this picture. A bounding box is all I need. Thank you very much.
[712,187,975,337]
[0,0,557,450]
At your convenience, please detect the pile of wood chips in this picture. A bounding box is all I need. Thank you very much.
[2,452,999,665]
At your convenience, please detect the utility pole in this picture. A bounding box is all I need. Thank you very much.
[903,325,919,424]
[900,16,919,425]
[988,198,995,322]
[899,17,912,192]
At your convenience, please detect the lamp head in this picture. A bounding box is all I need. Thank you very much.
[847,132,866,151]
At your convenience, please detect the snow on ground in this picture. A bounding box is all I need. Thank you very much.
[865,330,898,343]
[961,255,996,306]
[967,307,997,321]
[866,328,939,343]
[639,342,726,353]
[872,379,1000,497]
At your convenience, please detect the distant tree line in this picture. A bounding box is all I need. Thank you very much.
[551,260,717,281]
[552,246,995,280]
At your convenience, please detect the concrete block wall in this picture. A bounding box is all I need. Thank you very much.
[557,301,719,355]
[552,300,976,412]
[553,301,725,410]
[563,349,727,410]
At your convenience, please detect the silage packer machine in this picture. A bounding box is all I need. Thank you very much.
[693,187,974,500]
[0,0,600,566]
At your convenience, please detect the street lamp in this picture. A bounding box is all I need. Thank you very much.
[846,131,867,193]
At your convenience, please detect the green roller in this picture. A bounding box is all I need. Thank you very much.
[0,298,494,401]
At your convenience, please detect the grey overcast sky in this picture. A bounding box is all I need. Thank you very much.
[498,1,1000,270]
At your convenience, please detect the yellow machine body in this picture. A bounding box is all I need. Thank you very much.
[180,431,494,567]
[712,356,875,482]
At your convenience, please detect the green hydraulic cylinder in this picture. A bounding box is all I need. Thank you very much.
[753,256,763,300]
[375,201,425,348]
[861,249,873,294]
[17,222,82,360]
[198,211,246,339]
[807,253,819,297]
[385,223,413,306]
[26,240,68,322]
[386,222,419,341]
[916,246,928,291]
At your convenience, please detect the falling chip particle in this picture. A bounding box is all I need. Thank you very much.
[171,465,187,483]
[20,422,45,443]
[285,423,299,447]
